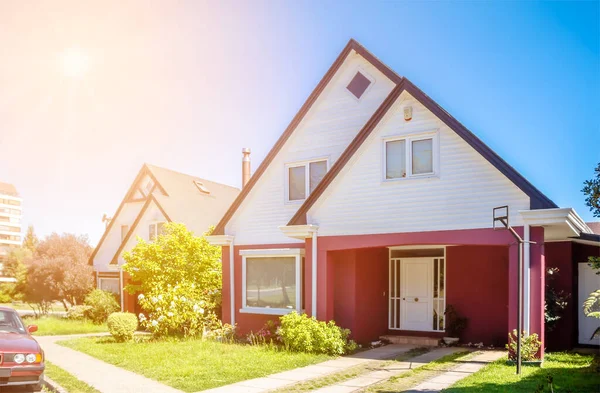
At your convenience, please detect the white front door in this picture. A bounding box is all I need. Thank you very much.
[400,258,432,331]
[578,263,600,345]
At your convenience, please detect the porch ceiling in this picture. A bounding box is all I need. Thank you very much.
[519,208,592,241]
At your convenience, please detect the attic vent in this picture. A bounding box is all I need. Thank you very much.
[346,71,371,99]
[194,180,210,194]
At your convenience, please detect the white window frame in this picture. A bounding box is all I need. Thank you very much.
[284,158,329,203]
[240,248,304,315]
[382,131,439,181]
[149,221,166,241]
[98,277,120,297]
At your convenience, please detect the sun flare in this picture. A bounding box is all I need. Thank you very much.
[60,48,89,78]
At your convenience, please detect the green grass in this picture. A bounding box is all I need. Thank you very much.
[0,302,65,312]
[44,361,100,393]
[26,316,107,336]
[58,336,332,392]
[364,350,474,393]
[444,352,599,393]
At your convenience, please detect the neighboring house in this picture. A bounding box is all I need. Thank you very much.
[207,39,599,355]
[90,164,239,312]
[0,182,22,280]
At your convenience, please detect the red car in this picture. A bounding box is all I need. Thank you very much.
[0,307,44,391]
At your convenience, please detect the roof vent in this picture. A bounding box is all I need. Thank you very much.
[346,71,371,99]
[194,180,210,194]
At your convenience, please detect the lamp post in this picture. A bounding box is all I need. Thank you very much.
[493,206,535,375]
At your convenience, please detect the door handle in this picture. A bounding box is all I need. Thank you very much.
[414,297,419,302]
[402,298,405,300]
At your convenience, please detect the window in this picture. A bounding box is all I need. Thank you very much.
[241,249,304,315]
[121,225,129,242]
[346,71,372,99]
[149,222,165,241]
[384,133,437,180]
[286,159,328,202]
[98,278,121,302]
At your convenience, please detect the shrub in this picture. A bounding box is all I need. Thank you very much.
[506,330,542,361]
[84,289,120,324]
[107,312,138,342]
[278,312,357,355]
[67,305,92,320]
[204,320,236,343]
[123,224,222,337]
[247,320,279,346]
[444,305,468,338]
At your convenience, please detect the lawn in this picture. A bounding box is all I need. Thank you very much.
[44,361,100,393]
[58,336,332,392]
[26,316,107,336]
[1,302,65,312]
[444,352,599,393]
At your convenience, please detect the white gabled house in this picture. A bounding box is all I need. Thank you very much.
[90,164,239,312]
[207,39,599,354]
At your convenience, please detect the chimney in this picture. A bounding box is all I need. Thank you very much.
[242,148,251,188]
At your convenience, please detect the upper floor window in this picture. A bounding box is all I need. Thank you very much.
[286,159,328,202]
[384,132,438,180]
[149,222,165,241]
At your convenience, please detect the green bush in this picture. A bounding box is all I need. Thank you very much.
[83,290,120,324]
[278,312,357,355]
[506,330,542,361]
[107,312,138,342]
[67,305,92,320]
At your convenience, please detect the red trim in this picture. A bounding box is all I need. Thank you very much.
[213,39,402,235]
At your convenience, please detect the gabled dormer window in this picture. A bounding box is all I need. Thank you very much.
[286,159,328,202]
[149,222,165,241]
[384,132,438,180]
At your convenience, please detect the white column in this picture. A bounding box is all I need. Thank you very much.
[229,240,235,326]
[523,224,531,334]
[312,231,318,318]
[119,268,124,312]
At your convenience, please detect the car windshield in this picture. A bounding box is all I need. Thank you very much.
[0,310,26,334]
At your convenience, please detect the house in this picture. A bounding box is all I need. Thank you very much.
[207,39,599,355]
[90,164,239,312]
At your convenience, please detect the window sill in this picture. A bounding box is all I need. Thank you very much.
[382,174,439,183]
[239,307,298,316]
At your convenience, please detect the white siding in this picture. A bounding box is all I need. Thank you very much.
[93,201,144,272]
[308,92,530,236]
[226,51,396,245]
[115,201,168,265]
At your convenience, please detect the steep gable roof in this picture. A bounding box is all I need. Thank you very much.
[213,39,402,235]
[90,164,239,265]
[289,78,557,225]
[213,39,557,235]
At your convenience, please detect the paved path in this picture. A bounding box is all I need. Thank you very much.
[36,334,184,393]
[310,347,464,393]
[403,350,505,393]
[200,344,419,393]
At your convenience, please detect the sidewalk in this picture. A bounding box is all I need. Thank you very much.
[403,350,505,393]
[200,344,419,393]
[36,334,184,393]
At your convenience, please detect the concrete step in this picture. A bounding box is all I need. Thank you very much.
[380,335,440,347]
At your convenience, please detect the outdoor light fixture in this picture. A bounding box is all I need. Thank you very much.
[493,205,535,375]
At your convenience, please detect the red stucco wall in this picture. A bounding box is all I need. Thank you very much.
[446,245,509,346]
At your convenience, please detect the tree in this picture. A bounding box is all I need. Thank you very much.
[22,225,39,253]
[2,247,31,301]
[545,268,569,332]
[23,233,94,313]
[123,223,221,337]
[582,162,600,271]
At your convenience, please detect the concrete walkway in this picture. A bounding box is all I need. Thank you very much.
[310,347,464,393]
[201,344,419,393]
[404,350,505,393]
[36,334,184,393]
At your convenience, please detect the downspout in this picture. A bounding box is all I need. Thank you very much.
[229,239,235,326]
[523,224,530,334]
[312,231,317,318]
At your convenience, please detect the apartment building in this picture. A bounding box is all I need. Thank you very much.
[0,182,23,266]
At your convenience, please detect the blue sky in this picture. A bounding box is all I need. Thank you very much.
[0,1,598,244]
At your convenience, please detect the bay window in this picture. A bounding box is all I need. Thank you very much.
[240,248,304,315]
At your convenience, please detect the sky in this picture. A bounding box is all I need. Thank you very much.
[0,1,598,246]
